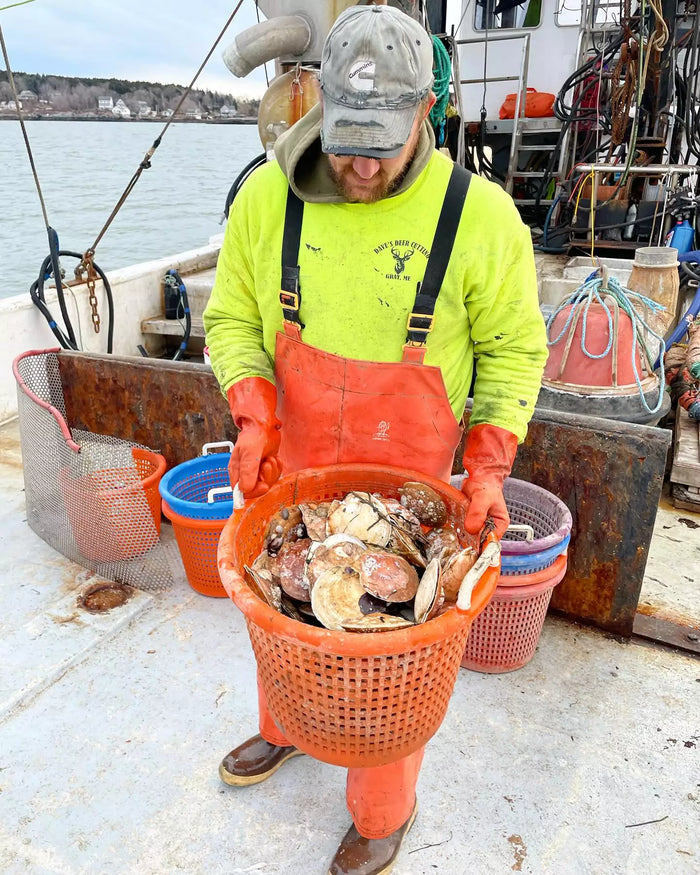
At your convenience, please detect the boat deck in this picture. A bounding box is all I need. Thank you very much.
[1,419,698,875]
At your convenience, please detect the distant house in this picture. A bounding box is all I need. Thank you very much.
[18,89,37,103]
[220,104,237,118]
[137,101,153,118]
[6,100,18,111]
[161,108,174,118]
[112,99,131,118]
[185,108,202,120]
[98,96,114,111]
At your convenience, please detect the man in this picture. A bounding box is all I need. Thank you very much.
[203,5,548,874]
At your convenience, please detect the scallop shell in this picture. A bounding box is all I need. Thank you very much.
[382,498,423,536]
[441,546,479,602]
[310,565,366,631]
[425,526,462,563]
[358,551,420,603]
[277,538,312,601]
[244,563,282,612]
[304,534,367,591]
[299,501,333,542]
[265,505,305,554]
[398,482,448,527]
[327,491,392,546]
[413,557,444,624]
[341,614,414,633]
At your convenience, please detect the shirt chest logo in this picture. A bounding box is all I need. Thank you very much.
[374,240,430,282]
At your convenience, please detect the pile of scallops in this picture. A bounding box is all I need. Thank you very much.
[244,482,479,632]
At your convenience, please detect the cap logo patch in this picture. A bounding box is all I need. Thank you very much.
[348,59,376,92]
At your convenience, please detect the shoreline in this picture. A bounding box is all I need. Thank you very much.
[0,115,258,124]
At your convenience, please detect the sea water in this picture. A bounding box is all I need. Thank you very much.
[0,120,262,298]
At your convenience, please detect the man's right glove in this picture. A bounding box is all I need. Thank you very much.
[226,377,282,498]
[461,423,518,539]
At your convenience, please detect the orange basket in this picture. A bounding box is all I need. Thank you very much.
[217,463,500,768]
[59,447,166,562]
[461,553,567,674]
[161,500,228,597]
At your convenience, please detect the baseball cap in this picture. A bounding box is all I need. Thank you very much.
[320,5,434,160]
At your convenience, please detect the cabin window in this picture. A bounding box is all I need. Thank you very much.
[555,0,622,27]
[474,0,543,30]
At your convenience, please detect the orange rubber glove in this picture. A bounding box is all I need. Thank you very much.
[461,423,518,540]
[227,377,282,498]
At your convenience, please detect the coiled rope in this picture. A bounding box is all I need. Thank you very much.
[546,275,668,415]
[430,36,451,147]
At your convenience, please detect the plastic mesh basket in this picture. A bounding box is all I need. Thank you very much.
[159,452,234,521]
[161,500,228,598]
[499,533,571,575]
[501,478,572,555]
[461,557,567,673]
[217,463,500,768]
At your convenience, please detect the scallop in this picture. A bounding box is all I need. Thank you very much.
[413,557,444,624]
[310,565,367,631]
[382,497,423,536]
[341,614,414,633]
[304,534,367,591]
[441,546,479,602]
[327,491,392,546]
[244,563,282,612]
[277,538,312,601]
[425,526,462,563]
[358,551,420,603]
[398,482,447,527]
[265,505,305,554]
[299,501,333,541]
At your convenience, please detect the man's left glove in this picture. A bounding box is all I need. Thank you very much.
[461,423,518,539]
[226,377,282,498]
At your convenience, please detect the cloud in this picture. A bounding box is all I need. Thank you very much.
[1,0,269,95]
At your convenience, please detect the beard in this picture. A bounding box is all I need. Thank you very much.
[328,142,418,204]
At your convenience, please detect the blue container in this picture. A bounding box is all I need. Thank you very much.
[669,219,695,255]
[159,453,233,520]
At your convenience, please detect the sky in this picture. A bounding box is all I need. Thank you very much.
[0,0,270,97]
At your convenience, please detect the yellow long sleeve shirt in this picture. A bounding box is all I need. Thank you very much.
[203,145,547,442]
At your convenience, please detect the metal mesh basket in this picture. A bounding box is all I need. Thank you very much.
[13,349,174,592]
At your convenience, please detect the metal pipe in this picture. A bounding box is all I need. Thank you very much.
[222,16,312,78]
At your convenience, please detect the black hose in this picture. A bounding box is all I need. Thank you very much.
[168,269,192,362]
[29,245,115,353]
[224,152,267,218]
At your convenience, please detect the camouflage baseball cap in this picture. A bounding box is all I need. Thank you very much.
[320,5,434,159]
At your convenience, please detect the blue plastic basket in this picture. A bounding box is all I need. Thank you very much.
[499,533,570,575]
[159,452,234,521]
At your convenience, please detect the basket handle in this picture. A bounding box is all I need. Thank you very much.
[202,441,234,455]
[456,539,501,612]
[505,523,535,541]
[207,483,245,508]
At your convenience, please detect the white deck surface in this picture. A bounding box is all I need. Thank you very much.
[1,420,698,875]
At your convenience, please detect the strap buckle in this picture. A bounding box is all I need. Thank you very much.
[280,290,300,311]
[406,312,434,335]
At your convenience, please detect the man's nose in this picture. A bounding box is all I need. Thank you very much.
[352,155,381,179]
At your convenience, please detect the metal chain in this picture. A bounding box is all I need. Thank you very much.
[75,252,101,333]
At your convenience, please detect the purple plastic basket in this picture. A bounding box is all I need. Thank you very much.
[501,478,572,555]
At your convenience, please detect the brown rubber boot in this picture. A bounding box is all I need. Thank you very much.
[218,733,305,786]
[327,802,418,875]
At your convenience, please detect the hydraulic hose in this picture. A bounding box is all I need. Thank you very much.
[224,152,267,218]
[30,246,114,354]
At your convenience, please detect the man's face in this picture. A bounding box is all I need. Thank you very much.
[326,104,428,204]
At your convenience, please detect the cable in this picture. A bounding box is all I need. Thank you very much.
[224,153,267,218]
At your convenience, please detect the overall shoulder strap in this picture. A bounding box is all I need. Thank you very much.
[405,163,472,346]
[280,187,305,329]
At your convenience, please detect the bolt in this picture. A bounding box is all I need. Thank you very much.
[688,633,699,642]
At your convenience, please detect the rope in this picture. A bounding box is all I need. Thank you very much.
[430,35,451,146]
[85,0,246,257]
[546,275,668,415]
[0,24,50,228]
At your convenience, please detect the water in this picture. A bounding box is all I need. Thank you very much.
[0,121,263,298]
